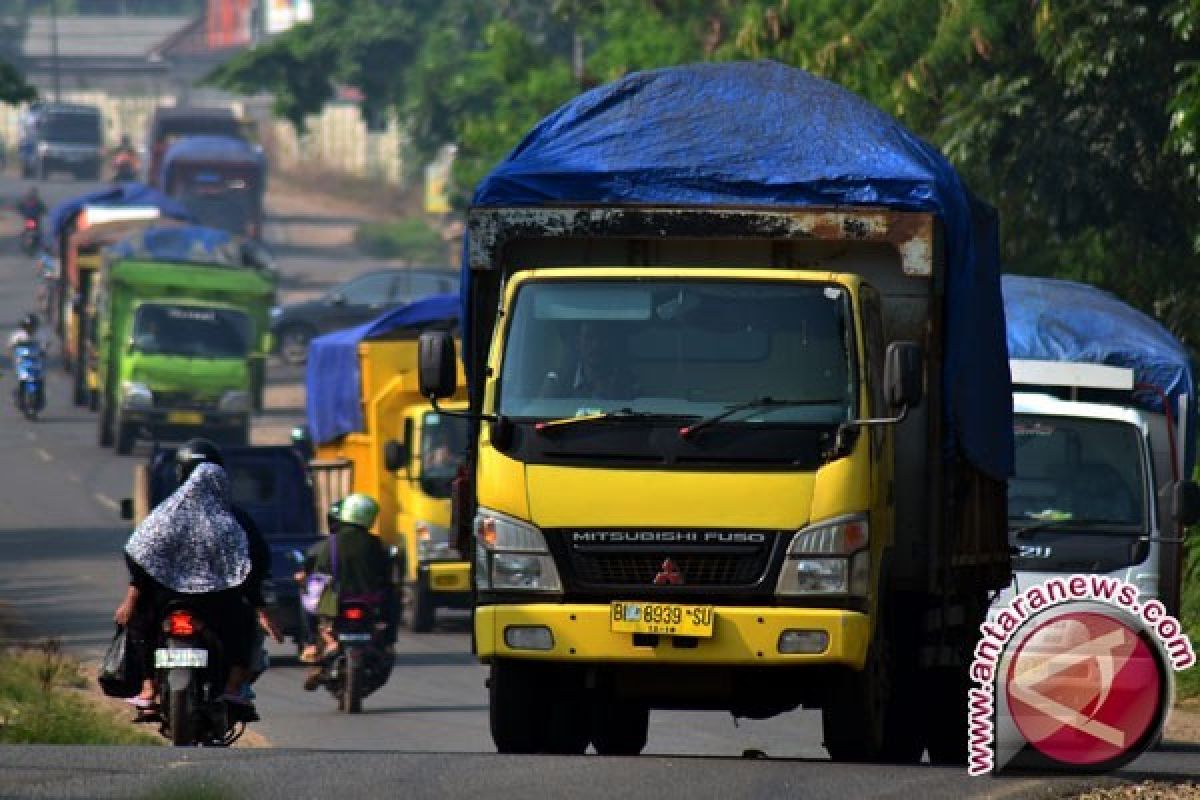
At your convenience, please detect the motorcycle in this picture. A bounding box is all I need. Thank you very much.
[20,217,41,256]
[112,151,139,183]
[317,598,393,713]
[13,343,45,421]
[152,601,260,746]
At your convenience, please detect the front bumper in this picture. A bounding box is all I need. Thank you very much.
[476,604,869,668]
[122,409,247,437]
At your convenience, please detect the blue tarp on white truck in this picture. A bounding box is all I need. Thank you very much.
[1003,274,1197,475]
[467,60,1013,480]
[306,294,459,445]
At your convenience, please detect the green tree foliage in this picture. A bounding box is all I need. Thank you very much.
[0,58,36,106]
[209,0,1200,347]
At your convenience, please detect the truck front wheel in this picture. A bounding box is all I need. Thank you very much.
[97,398,114,447]
[115,415,135,455]
[821,611,923,763]
[407,575,435,633]
[489,661,547,753]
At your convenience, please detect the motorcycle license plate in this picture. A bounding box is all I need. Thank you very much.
[610,602,715,637]
[337,633,372,643]
[166,411,204,425]
[154,648,208,668]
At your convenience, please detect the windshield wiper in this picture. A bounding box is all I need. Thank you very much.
[679,397,833,440]
[534,408,663,433]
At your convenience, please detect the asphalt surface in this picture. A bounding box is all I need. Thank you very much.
[0,173,1196,798]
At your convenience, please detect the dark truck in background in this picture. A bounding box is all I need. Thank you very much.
[121,445,322,651]
[20,103,104,181]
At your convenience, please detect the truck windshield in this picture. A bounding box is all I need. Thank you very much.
[420,412,469,498]
[43,113,101,144]
[497,279,856,424]
[1009,415,1147,528]
[132,305,250,359]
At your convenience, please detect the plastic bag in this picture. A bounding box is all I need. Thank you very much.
[301,573,332,615]
[97,626,139,698]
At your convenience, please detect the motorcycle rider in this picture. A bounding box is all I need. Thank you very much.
[16,186,45,223]
[8,313,42,352]
[111,134,139,179]
[114,438,281,715]
[298,493,395,690]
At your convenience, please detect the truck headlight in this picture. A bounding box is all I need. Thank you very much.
[121,381,153,410]
[776,514,870,596]
[475,509,561,593]
[218,390,252,413]
[416,520,460,561]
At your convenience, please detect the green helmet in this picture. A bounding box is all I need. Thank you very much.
[336,493,380,530]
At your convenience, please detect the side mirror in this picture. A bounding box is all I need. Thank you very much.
[418,330,457,400]
[884,341,924,411]
[383,439,408,472]
[119,498,133,520]
[290,425,314,461]
[1174,480,1200,526]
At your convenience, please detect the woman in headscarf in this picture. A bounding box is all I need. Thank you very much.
[114,460,263,708]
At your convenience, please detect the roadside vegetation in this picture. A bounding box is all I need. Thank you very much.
[1180,516,1200,700]
[0,640,159,745]
[353,218,446,262]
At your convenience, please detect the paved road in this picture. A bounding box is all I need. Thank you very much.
[0,173,1196,798]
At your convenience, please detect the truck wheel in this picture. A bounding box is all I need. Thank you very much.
[72,369,87,407]
[822,612,923,763]
[115,416,135,455]
[924,667,969,765]
[278,324,315,366]
[97,398,114,447]
[88,389,98,412]
[591,702,649,755]
[489,661,548,753]
[407,576,436,633]
[545,691,591,755]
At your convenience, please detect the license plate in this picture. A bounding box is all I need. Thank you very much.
[610,602,715,637]
[337,632,372,643]
[166,411,204,425]
[154,648,208,668]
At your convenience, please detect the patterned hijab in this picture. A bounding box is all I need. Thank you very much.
[125,462,251,594]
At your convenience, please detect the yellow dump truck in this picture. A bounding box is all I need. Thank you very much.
[416,64,1014,761]
[306,295,471,631]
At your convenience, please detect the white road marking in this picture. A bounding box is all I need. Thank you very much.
[93,493,120,513]
[35,448,52,462]
[67,473,81,483]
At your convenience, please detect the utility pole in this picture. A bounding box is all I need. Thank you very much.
[49,0,61,102]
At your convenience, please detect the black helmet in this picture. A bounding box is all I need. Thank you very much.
[21,313,38,334]
[175,438,225,484]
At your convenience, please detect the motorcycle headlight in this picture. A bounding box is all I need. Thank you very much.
[474,509,561,593]
[121,381,153,410]
[218,390,252,413]
[776,514,870,597]
[416,520,460,561]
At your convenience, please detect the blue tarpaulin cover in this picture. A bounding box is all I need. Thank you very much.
[107,224,245,266]
[467,60,1013,479]
[159,135,265,188]
[306,294,459,444]
[48,182,194,241]
[1003,274,1196,475]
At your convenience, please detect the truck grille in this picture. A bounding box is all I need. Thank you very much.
[155,391,216,410]
[557,530,780,590]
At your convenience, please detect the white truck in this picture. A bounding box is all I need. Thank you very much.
[998,276,1199,617]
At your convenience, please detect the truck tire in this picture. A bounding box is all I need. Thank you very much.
[72,368,87,407]
[591,702,649,755]
[97,398,114,447]
[489,661,548,753]
[407,576,436,633]
[924,667,969,765]
[821,607,923,763]
[115,416,135,455]
[88,389,98,412]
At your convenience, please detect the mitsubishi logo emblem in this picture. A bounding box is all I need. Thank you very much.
[653,558,683,586]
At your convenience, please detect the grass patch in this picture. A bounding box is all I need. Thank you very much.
[1178,532,1200,700]
[0,640,160,745]
[353,218,448,262]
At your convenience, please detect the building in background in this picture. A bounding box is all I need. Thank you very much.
[263,0,312,35]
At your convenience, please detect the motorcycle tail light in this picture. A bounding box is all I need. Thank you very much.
[342,607,365,621]
[24,219,36,230]
[165,610,199,637]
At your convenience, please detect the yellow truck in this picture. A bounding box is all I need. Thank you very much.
[415,63,1014,761]
[306,295,471,631]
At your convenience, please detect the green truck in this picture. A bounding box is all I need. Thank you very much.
[92,227,277,455]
